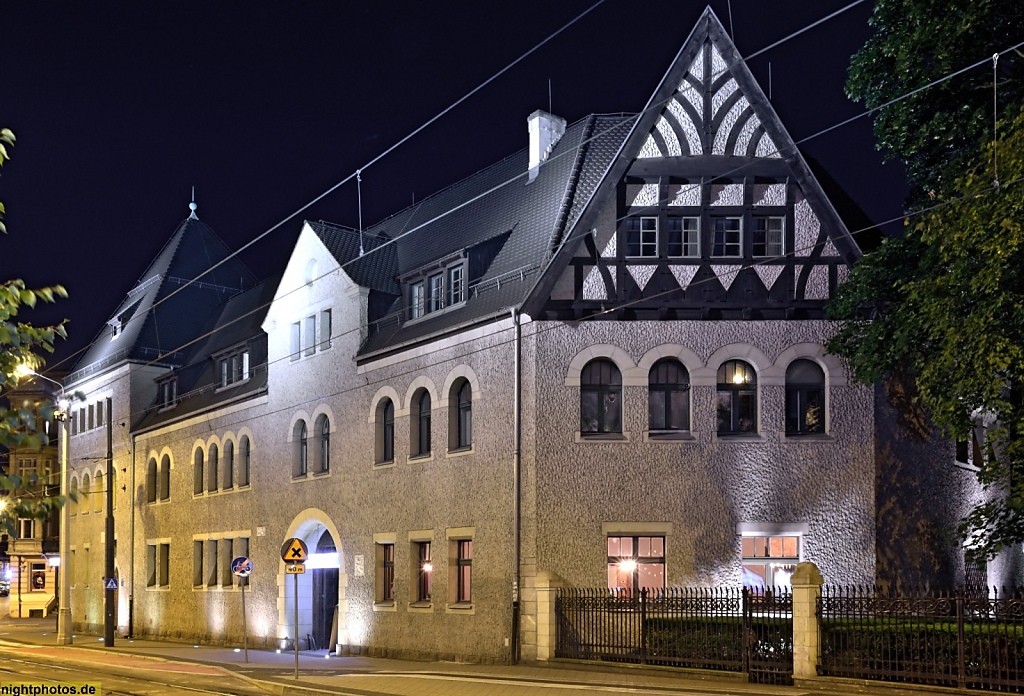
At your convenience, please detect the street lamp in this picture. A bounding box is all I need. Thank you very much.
[14,365,72,645]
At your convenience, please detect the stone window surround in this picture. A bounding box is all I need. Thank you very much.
[565,342,846,437]
[287,406,335,482]
[372,532,398,612]
[190,430,255,497]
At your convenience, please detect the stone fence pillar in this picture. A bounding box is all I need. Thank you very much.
[534,570,564,661]
[791,561,823,680]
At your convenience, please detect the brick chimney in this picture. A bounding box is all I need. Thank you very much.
[528,110,566,183]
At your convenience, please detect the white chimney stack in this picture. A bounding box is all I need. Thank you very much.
[527,110,566,183]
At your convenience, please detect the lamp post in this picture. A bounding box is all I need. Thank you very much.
[15,366,71,645]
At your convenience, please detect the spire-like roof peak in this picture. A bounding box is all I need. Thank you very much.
[189,186,198,220]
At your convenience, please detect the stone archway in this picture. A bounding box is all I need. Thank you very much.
[279,509,346,652]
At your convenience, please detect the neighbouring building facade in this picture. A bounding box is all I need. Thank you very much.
[57,9,1016,663]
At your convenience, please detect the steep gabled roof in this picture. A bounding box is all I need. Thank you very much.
[68,215,257,384]
[522,7,861,316]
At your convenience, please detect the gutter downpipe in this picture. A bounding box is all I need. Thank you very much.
[128,429,135,638]
[511,308,522,663]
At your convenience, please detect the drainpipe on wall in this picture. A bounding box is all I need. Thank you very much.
[128,427,135,639]
[511,308,522,663]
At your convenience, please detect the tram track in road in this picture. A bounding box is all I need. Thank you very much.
[0,653,266,696]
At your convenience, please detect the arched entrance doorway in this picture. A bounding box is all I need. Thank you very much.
[311,530,339,651]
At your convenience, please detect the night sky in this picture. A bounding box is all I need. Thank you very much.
[1,1,907,372]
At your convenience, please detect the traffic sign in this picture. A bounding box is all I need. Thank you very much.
[281,537,308,563]
[104,578,118,590]
[231,556,253,578]
[285,563,306,574]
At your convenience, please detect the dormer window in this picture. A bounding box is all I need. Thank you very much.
[216,347,251,388]
[404,260,467,320]
[109,319,123,339]
[159,378,177,409]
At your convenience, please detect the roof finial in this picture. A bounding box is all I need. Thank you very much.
[189,186,198,220]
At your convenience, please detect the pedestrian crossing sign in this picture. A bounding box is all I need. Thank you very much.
[105,578,118,590]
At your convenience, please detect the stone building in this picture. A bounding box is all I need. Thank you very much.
[59,9,1004,663]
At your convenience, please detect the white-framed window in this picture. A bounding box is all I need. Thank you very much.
[712,217,742,257]
[428,274,444,313]
[217,347,251,387]
[18,518,35,540]
[159,378,177,408]
[304,315,316,356]
[741,535,799,589]
[319,309,332,351]
[448,265,465,305]
[606,535,665,592]
[410,281,425,319]
[752,216,785,257]
[667,217,700,258]
[625,216,659,257]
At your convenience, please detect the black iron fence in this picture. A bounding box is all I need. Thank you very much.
[819,585,1024,691]
[554,586,793,684]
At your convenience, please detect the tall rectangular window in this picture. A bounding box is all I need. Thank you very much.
[290,322,301,361]
[712,217,742,257]
[319,309,332,350]
[219,359,229,387]
[410,282,425,319]
[415,541,432,603]
[88,405,95,430]
[193,540,204,586]
[96,401,104,427]
[428,274,444,313]
[448,266,465,305]
[147,544,157,587]
[625,217,658,257]
[241,350,250,380]
[304,315,316,356]
[159,543,170,588]
[376,543,395,603]
[221,538,234,587]
[456,540,473,603]
[666,217,700,257]
[752,216,785,257]
[207,540,219,586]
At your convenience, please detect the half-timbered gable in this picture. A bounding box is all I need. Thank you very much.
[526,8,859,321]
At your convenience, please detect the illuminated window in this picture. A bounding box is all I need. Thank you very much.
[716,360,757,434]
[606,535,665,592]
[785,360,825,435]
[456,540,473,603]
[580,359,621,435]
[415,541,432,603]
[742,536,799,589]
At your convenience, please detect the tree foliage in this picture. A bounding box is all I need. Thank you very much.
[0,128,71,532]
[834,1,1024,560]
[847,0,1024,203]
[830,106,1024,560]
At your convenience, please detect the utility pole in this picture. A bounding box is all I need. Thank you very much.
[104,397,115,647]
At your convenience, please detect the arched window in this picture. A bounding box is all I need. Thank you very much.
[81,473,91,513]
[294,421,308,477]
[581,359,622,434]
[648,359,690,432]
[93,471,103,512]
[193,449,205,495]
[450,379,472,450]
[786,359,825,435]
[208,443,219,492]
[411,390,431,457]
[317,416,330,473]
[376,399,395,464]
[239,436,251,486]
[224,441,235,489]
[70,478,79,516]
[146,458,158,503]
[159,454,171,501]
[716,360,757,434]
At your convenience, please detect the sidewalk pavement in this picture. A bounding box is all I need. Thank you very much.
[0,617,942,696]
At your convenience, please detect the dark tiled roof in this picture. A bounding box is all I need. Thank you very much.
[355,114,634,358]
[307,221,399,295]
[68,217,257,384]
[133,275,279,432]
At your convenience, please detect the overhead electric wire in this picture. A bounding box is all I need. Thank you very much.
[18,6,1018,425]
[69,170,1024,460]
